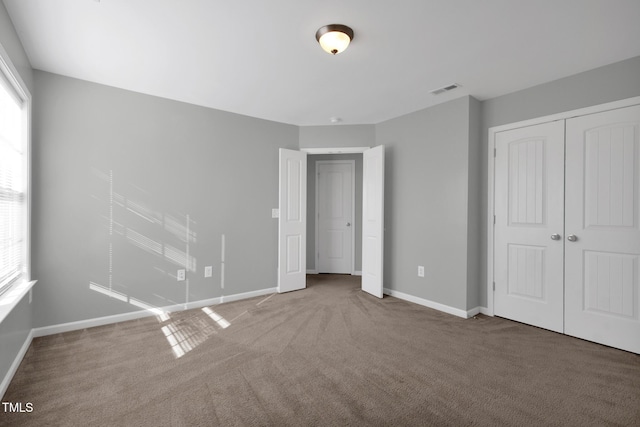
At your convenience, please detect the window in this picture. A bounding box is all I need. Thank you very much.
[0,55,29,297]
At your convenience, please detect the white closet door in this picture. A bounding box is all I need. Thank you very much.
[565,105,640,354]
[494,121,565,333]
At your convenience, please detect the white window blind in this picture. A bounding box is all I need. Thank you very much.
[0,73,25,296]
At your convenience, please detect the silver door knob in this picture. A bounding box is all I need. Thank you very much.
[567,234,578,242]
[346,222,351,227]
[550,234,561,240]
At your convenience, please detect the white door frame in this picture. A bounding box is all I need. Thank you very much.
[315,159,356,274]
[302,147,370,155]
[487,96,640,316]
[297,146,385,298]
[303,147,368,278]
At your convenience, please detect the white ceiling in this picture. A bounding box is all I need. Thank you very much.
[4,0,640,126]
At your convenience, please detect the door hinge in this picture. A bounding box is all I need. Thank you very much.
[493,282,495,291]
[493,215,496,225]
[493,147,496,157]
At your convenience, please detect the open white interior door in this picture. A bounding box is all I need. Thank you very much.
[278,148,307,293]
[362,145,385,298]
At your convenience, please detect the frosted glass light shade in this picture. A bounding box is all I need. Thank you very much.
[315,24,354,55]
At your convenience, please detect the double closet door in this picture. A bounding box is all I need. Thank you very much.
[494,104,640,354]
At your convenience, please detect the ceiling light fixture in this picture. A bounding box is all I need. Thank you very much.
[315,24,354,55]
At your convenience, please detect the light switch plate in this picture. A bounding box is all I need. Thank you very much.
[272,208,279,218]
[204,266,213,278]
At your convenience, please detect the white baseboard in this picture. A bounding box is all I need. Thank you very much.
[306,269,318,274]
[353,271,362,276]
[219,287,276,304]
[466,306,492,318]
[383,288,481,319]
[33,287,277,338]
[478,306,491,316]
[1,329,33,400]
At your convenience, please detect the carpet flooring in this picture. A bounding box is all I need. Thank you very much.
[2,274,639,426]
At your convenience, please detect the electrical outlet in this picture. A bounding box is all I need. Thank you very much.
[177,269,186,281]
[418,266,425,277]
[204,266,213,278]
[272,208,279,218]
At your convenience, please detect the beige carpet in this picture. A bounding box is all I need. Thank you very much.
[2,274,639,426]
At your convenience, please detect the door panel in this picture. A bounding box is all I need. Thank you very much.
[362,145,385,298]
[494,121,565,333]
[565,105,640,353]
[278,149,307,293]
[317,162,353,274]
[507,244,545,300]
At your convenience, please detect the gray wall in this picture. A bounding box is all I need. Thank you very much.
[299,125,375,149]
[0,1,34,396]
[376,96,477,311]
[307,154,363,272]
[478,56,640,308]
[31,71,298,328]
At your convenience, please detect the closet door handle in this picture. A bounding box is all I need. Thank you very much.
[550,234,561,241]
[567,234,578,242]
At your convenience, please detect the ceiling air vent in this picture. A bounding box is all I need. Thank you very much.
[429,83,461,95]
